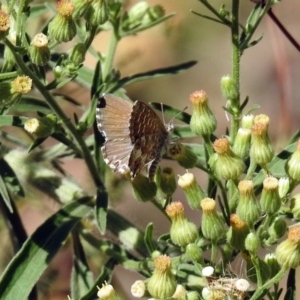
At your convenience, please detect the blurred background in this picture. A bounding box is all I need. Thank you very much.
[2,0,300,299]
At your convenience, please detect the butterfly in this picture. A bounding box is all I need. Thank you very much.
[96,93,173,181]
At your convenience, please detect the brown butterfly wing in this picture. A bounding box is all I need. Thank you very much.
[128,101,169,180]
[96,94,134,173]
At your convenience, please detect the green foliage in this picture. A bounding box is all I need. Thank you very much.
[0,0,298,300]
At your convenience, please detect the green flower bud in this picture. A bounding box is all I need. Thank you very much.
[147,5,165,22]
[0,81,15,109]
[0,11,10,40]
[209,138,245,180]
[267,218,287,244]
[227,214,249,250]
[290,193,300,219]
[166,201,199,247]
[200,198,225,242]
[185,243,203,263]
[131,280,146,298]
[178,172,206,210]
[260,177,281,214]
[250,116,274,166]
[159,167,177,196]
[86,0,109,26]
[0,75,32,109]
[186,291,201,300]
[241,114,254,129]
[172,284,187,300]
[3,46,15,71]
[73,0,93,19]
[233,128,251,159]
[245,232,260,253]
[278,177,290,198]
[69,43,86,66]
[264,253,281,278]
[131,173,157,202]
[220,75,238,101]
[189,90,217,136]
[28,33,50,66]
[97,283,121,300]
[168,142,198,169]
[128,1,149,23]
[276,225,300,269]
[286,139,300,182]
[236,180,261,228]
[147,255,177,299]
[24,115,56,138]
[48,0,76,43]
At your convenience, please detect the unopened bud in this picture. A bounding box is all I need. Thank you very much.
[189,90,217,136]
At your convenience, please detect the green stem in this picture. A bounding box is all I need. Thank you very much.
[250,268,287,300]
[5,39,104,190]
[202,134,213,156]
[230,0,240,142]
[210,241,217,264]
[102,31,119,82]
[251,255,263,287]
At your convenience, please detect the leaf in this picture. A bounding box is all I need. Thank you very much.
[191,10,227,25]
[27,137,48,153]
[1,157,25,197]
[0,196,94,300]
[112,61,197,90]
[28,3,50,18]
[144,223,155,254]
[95,189,108,234]
[52,92,82,106]
[51,132,81,154]
[79,258,117,300]
[71,232,94,299]
[10,97,51,113]
[0,174,12,212]
[0,115,28,127]
[121,13,176,37]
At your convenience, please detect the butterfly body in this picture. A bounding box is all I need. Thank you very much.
[96,93,172,181]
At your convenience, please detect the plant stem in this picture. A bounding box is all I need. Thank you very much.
[230,0,240,142]
[5,39,104,190]
[250,268,287,300]
[102,31,118,82]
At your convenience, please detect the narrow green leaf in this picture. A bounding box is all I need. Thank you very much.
[51,132,81,154]
[0,115,28,127]
[10,97,51,113]
[0,196,94,300]
[80,258,117,300]
[28,3,50,18]
[144,223,155,255]
[112,61,197,90]
[0,174,12,212]
[27,137,47,153]
[95,189,108,234]
[121,14,175,37]
[52,92,82,106]
[71,232,94,299]
[1,157,25,197]
[191,10,226,25]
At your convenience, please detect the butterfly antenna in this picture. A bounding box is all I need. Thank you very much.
[160,102,167,125]
[170,106,188,123]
